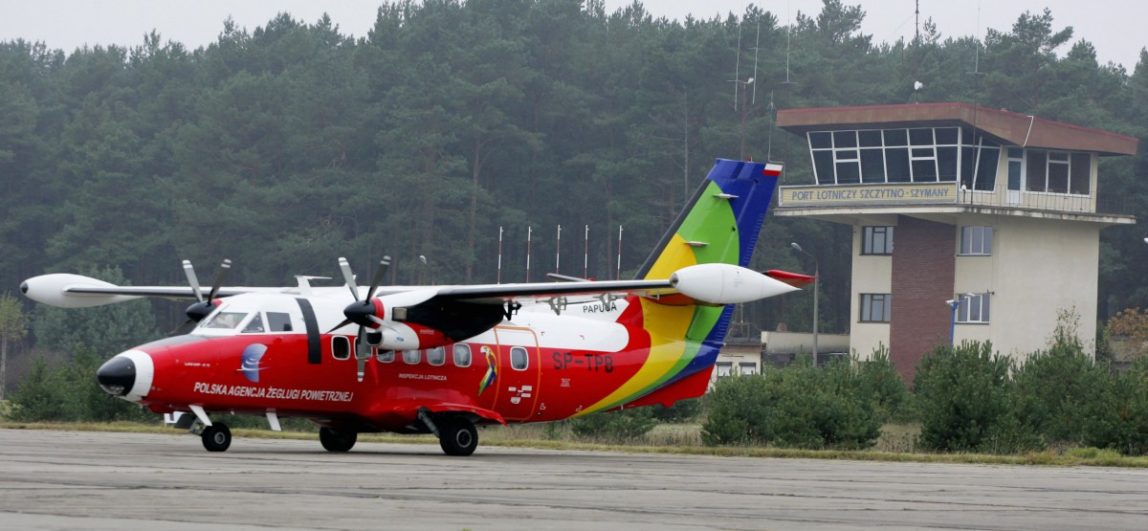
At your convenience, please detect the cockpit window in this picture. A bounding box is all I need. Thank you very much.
[267,312,293,332]
[241,313,265,333]
[201,312,248,329]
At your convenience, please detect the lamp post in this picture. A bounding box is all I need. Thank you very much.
[946,293,975,345]
[790,242,819,365]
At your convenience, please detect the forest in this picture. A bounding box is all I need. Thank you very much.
[1,0,1147,362]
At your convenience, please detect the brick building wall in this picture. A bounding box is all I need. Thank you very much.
[889,216,955,380]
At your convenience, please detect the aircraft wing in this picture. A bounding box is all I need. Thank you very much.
[20,273,284,308]
[429,278,676,304]
[412,262,799,306]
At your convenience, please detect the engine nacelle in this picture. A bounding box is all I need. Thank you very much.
[373,322,451,351]
[670,263,799,304]
[20,274,138,308]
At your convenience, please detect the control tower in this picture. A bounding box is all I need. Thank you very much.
[775,102,1137,379]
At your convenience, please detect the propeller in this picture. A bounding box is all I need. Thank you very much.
[330,256,391,382]
[170,259,232,335]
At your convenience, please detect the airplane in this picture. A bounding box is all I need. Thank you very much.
[20,158,811,456]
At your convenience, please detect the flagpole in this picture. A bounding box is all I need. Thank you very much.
[497,225,503,284]
[616,225,623,280]
[583,224,589,279]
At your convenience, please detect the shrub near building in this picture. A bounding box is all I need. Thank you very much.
[702,355,898,449]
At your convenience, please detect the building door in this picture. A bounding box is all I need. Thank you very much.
[1007,148,1023,205]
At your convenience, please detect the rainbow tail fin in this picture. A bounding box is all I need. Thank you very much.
[637,158,781,346]
[583,160,782,414]
[637,159,781,281]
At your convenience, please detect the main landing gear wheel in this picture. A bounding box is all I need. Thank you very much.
[201,423,231,452]
[319,427,358,452]
[438,417,478,456]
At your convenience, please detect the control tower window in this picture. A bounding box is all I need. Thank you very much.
[959,226,993,256]
[1025,149,1089,195]
[860,294,892,323]
[809,127,981,185]
[957,293,991,323]
[862,226,894,255]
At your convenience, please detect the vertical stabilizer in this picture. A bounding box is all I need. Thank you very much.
[581,159,782,414]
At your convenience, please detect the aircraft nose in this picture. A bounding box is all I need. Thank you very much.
[97,356,136,397]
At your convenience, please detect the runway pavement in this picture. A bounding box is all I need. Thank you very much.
[1,428,1146,530]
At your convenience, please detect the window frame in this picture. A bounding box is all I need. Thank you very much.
[957,293,991,324]
[376,349,395,363]
[959,226,994,256]
[402,349,420,365]
[426,346,446,366]
[331,336,351,360]
[1025,149,1092,196]
[808,127,981,185]
[509,346,529,371]
[266,311,294,332]
[861,226,894,255]
[452,344,472,368]
[859,293,892,323]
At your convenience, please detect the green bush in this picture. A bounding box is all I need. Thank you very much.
[854,346,912,422]
[8,352,154,423]
[914,342,1039,453]
[1012,334,1108,445]
[702,360,881,450]
[651,397,702,422]
[1080,358,1148,455]
[568,407,657,442]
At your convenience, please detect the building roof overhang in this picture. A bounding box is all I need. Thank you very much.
[776,102,1138,156]
[774,204,1136,227]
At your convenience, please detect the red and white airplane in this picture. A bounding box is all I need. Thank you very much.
[21,159,809,456]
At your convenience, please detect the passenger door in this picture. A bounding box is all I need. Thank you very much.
[493,326,542,421]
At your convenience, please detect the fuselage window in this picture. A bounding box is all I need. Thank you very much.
[241,313,265,333]
[267,312,293,332]
[402,349,420,365]
[201,312,247,329]
[510,346,528,371]
[332,336,351,360]
[427,346,446,366]
[377,350,395,363]
[453,344,472,367]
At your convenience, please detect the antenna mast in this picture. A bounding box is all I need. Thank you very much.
[752,22,760,105]
[915,0,920,44]
[732,22,742,110]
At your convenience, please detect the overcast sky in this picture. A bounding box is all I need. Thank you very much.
[1,1,1143,70]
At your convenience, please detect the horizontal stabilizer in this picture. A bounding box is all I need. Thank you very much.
[764,269,816,288]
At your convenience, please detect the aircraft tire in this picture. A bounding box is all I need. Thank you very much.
[201,423,231,452]
[438,417,478,456]
[319,427,357,452]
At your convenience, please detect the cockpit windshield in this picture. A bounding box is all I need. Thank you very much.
[201,311,249,329]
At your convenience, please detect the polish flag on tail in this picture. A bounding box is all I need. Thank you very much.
[763,163,783,177]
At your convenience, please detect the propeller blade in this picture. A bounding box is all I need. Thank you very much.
[354,327,375,383]
[182,260,204,303]
[325,318,353,334]
[206,259,232,301]
[365,256,391,300]
[337,257,360,301]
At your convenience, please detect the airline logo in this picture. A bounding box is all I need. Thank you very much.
[507,385,533,405]
[239,344,268,383]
